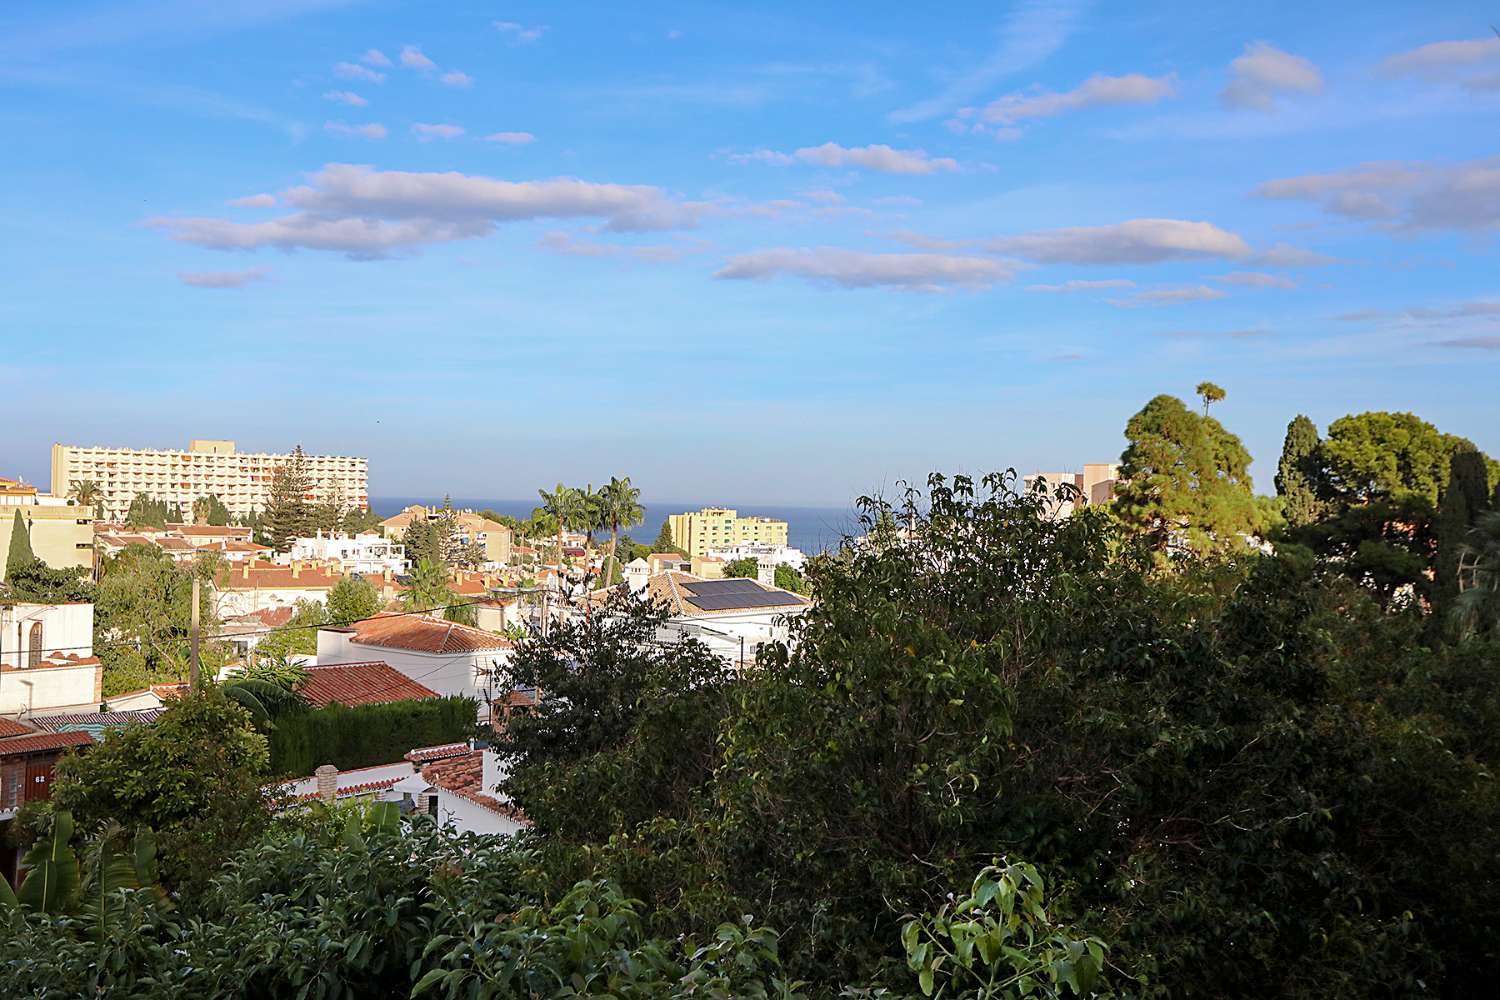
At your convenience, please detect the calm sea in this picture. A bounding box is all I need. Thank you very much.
[370,497,866,554]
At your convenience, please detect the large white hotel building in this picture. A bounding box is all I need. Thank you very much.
[50,439,368,520]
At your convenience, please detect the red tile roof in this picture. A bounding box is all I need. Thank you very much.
[297,661,440,708]
[404,742,470,764]
[219,561,342,591]
[421,749,528,825]
[0,731,94,756]
[347,613,511,655]
[0,718,37,738]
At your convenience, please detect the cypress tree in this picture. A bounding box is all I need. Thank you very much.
[1275,415,1326,529]
[1435,449,1491,616]
[6,509,36,577]
[264,446,314,553]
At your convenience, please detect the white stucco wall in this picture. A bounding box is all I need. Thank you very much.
[0,603,92,669]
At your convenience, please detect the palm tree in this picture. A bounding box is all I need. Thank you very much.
[1454,510,1500,638]
[401,559,453,613]
[599,476,644,588]
[68,479,103,519]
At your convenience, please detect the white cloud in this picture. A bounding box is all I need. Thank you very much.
[1221,42,1323,111]
[989,218,1252,264]
[732,142,958,175]
[800,189,844,204]
[177,267,269,289]
[666,29,683,41]
[227,193,276,208]
[1437,336,1500,350]
[484,131,536,145]
[1339,300,1500,324]
[494,21,545,44]
[412,122,465,141]
[1025,278,1135,292]
[1255,157,1500,232]
[1108,285,1230,307]
[873,195,923,207]
[440,70,473,88]
[334,62,385,83]
[324,121,387,139]
[361,49,392,68]
[149,163,702,259]
[1211,271,1296,289]
[890,0,1087,122]
[1381,36,1500,88]
[715,247,1013,291]
[322,89,367,107]
[400,44,435,70]
[981,73,1177,125]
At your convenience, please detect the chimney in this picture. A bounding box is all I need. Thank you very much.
[314,763,337,804]
[756,557,775,588]
[292,563,300,579]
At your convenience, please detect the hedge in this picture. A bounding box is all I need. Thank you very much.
[268,696,477,777]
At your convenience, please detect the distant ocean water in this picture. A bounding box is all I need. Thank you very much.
[369,497,866,554]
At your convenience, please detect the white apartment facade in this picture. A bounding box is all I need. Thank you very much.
[51,439,368,521]
[283,532,408,575]
[0,603,103,717]
[704,542,807,573]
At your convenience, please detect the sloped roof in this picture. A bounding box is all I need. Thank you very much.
[0,717,37,738]
[646,572,810,618]
[29,710,163,740]
[421,750,528,825]
[404,742,470,764]
[346,613,511,655]
[0,730,94,756]
[297,661,440,708]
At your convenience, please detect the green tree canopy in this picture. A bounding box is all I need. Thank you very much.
[1114,393,1259,560]
[1321,411,1490,506]
[6,509,36,577]
[124,493,169,529]
[263,446,314,552]
[1194,379,1226,414]
[1274,414,1327,528]
[327,574,382,624]
[191,494,230,526]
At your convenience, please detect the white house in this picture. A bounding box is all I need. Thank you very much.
[315,614,514,722]
[704,542,807,573]
[0,602,103,717]
[282,532,409,575]
[635,572,812,667]
[211,561,342,617]
[275,742,527,837]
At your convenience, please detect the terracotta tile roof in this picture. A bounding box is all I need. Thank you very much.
[347,613,511,655]
[291,775,406,803]
[404,742,470,764]
[421,749,528,825]
[297,661,440,708]
[218,561,342,591]
[0,717,37,738]
[4,653,102,673]
[175,525,252,538]
[0,731,94,756]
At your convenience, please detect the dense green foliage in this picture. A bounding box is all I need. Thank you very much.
[6,509,36,576]
[125,493,173,529]
[266,695,477,777]
[51,691,271,889]
[95,545,225,695]
[0,558,94,603]
[326,574,382,624]
[1274,414,1326,528]
[192,493,231,526]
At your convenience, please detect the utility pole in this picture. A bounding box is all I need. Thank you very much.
[189,573,201,689]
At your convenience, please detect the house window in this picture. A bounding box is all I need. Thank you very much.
[27,622,42,669]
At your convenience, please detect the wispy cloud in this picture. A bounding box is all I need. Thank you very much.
[322,89,367,107]
[1221,42,1323,111]
[324,120,387,139]
[412,122,464,141]
[484,131,536,145]
[1026,278,1134,292]
[990,218,1251,264]
[1338,300,1500,325]
[334,61,384,83]
[1381,35,1500,90]
[149,163,702,259]
[1436,336,1500,350]
[976,72,1177,127]
[732,142,958,175]
[1108,285,1229,307]
[889,0,1087,123]
[1212,271,1296,289]
[1254,242,1339,267]
[177,266,269,289]
[227,193,276,208]
[360,48,391,67]
[440,70,473,88]
[1255,156,1500,232]
[400,44,435,70]
[715,247,1014,291]
[494,20,545,44]
[537,231,694,263]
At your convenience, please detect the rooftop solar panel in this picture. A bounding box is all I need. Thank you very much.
[687,591,808,611]
[683,579,763,596]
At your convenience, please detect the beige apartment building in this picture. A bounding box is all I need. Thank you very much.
[1022,464,1121,518]
[0,478,94,582]
[380,505,513,566]
[667,507,790,559]
[50,440,368,521]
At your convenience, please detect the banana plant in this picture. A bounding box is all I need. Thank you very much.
[0,811,165,934]
[0,810,79,914]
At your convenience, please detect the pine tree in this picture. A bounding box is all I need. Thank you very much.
[1435,449,1491,616]
[6,509,37,578]
[263,446,314,553]
[1275,415,1327,529]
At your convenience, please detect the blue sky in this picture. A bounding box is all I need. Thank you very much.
[3,0,1497,505]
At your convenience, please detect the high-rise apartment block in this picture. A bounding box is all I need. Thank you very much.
[667,507,789,559]
[50,440,368,521]
[1022,464,1121,518]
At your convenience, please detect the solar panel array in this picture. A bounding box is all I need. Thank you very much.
[683,579,764,597]
[686,590,806,611]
